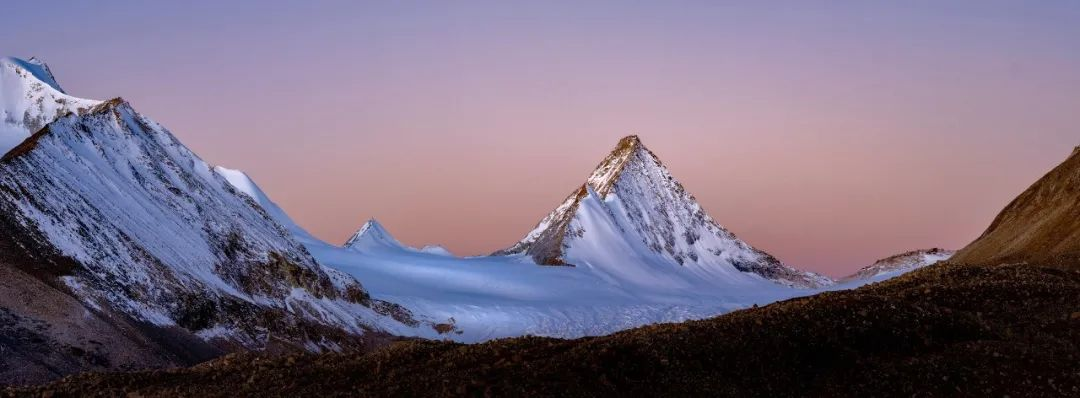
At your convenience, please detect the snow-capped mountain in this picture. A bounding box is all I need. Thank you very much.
[419,244,455,256]
[839,248,954,283]
[0,57,98,152]
[0,57,422,383]
[344,219,405,252]
[214,137,920,343]
[497,135,830,288]
[341,218,455,256]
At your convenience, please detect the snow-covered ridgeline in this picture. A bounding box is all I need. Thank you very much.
[0,58,432,349]
[0,57,99,153]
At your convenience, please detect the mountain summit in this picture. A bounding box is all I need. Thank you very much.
[344,219,404,251]
[0,57,98,152]
[497,135,829,288]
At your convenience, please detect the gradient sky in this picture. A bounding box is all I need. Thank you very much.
[5,1,1079,276]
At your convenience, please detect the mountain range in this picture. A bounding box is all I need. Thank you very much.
[23,130,1080,398]
[0,57,977,387]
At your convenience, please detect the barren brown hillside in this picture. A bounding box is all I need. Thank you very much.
[951,147,1080,267]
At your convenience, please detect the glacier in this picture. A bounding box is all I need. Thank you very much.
[220,137,912,342]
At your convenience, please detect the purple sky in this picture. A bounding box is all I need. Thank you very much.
[5,1,1079,276]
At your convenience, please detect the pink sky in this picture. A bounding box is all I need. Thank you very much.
[6,2,1079,276]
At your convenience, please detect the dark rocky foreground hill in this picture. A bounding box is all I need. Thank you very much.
[8,260,1079,397]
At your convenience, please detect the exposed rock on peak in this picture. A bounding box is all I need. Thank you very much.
[497,135,830,288]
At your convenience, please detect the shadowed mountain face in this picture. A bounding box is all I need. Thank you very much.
[952,147,1080,267]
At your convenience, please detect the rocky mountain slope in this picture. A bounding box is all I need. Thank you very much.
[497,135,829,288]
[839,248,954,283]
[951,147,1080,267]
[0,58,417,385]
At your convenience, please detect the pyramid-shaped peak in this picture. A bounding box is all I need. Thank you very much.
[586,135,659,197]
[344,218,402,251]
[497,135,829,287]
[360,218,386,232]
[1,56,65,93]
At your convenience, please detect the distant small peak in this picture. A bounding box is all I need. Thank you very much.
[2,56,66,93]
[345,217,402,250]
[355,218,392,238]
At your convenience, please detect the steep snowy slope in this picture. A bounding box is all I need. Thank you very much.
[220,139,840,340]
[210,168,821,341]
[838,248,954,283]
[0,57,98,152]
[217,142,934,342]
[213,166,320,243]
[0,98,425,346]
[0,59,429,382]
[497,135,830,288]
